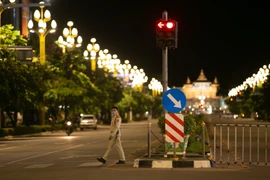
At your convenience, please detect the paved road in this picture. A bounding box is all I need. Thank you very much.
[0,120,163,173]
[0,118,270,180]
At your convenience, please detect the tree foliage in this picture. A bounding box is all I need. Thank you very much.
[0,24,27,47]
[0,24,31,127]
[0,24,159,128]
[226,74,270,121]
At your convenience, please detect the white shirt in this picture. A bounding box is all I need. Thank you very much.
[110,114,122,137]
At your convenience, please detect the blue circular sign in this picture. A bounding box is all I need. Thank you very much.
[162,88,186,113]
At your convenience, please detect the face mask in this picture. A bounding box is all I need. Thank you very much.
[111,110,117,116]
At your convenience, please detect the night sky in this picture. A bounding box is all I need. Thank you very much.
[47,1,270,95]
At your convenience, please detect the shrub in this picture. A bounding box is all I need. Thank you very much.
[193,114,205,135]
[0,125,58,137]
[186,140,209,153]
[157,115,165,134]
[0,128,9,137]
[157,114,208,153]
[13,126,41,135]
[183,115,196,135]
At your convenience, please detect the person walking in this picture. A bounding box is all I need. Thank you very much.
[97,106,126,164]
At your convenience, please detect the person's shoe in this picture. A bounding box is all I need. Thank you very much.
[116,160,125,164]
[97,157,106,164]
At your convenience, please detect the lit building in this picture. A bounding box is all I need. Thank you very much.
[180,69,225,114]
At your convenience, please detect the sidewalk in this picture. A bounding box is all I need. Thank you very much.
[0,125,111,140]
[0,130,67,141]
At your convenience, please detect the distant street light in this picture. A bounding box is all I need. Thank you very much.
[129,66,148,92]
[27,1,57,65]
[148,78,163,97]
[228,64,270,97]
[110,54,121,77]
[123,60,131,84]
[57,21,82,53]
[132,68,148,92]
[97,49,110,70]
[83,38,100,72]
[56,21,82,121]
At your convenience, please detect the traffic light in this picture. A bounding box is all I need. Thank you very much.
[156,20,178,48]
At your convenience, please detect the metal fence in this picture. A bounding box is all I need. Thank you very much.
[213,123,269,166]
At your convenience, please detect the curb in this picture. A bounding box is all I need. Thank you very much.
[133,158,212,168]
[0,131,65,140]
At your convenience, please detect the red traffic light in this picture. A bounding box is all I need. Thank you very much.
[156,19,178,48]
[157,21,165,29]
[156,20,176,30]
[166,21,175,29]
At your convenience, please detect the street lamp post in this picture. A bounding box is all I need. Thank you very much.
[148,78,163,97]
[27,1,57,65]
[57,21,82,53]
[110,54,121,77]
[27,1,56,125]
[121,60,133,121]
[83,38,100,72]
[97,49,112,71]
[0,1,51,28]
[130,67,148,92]
[56,21,82,121]
[123,60,131,84]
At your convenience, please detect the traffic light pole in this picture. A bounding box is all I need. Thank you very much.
[149,11,169,158]
[155,10,178,158]
[161,10,168,156]
[162,10,168,114]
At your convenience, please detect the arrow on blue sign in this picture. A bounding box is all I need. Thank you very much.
[167,93,181,108]
[162,88,186,113]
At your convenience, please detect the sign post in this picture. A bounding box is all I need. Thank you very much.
[162,88,186,158]
[165,113,184,157]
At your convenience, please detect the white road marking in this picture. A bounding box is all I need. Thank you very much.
[59,155,98,159]
[6,144,84,165]
[25,164,54,168]
[0,147,16,151]
[54,142,66,145]
[78,162,102,167]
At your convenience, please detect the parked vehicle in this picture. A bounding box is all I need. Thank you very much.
[79,114,98,130]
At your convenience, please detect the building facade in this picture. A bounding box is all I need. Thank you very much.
[180,69,224,114]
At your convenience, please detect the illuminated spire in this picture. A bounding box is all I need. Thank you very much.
[186,76,191,84]
[213,76,218,84]
[197,69,207,81]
